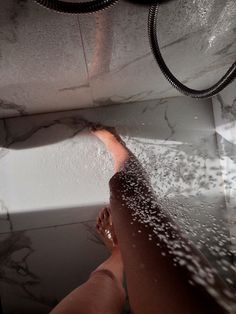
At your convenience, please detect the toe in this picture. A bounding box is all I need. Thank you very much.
[98,208,104,221]
[97,217,102,226]
[103,207,109,220]
[96,206,118,251]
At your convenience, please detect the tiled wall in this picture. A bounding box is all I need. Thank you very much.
[0,1,235,312]
[0,0,235,117]
[213,81,236,257]
[1,96,235,313]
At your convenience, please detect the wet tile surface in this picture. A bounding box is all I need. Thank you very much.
[0,221,108,314]
[0,96,217,232]
[0,0,235,117]
[0,0,92,118]
[213,81,236,250]
[0,95,236,312]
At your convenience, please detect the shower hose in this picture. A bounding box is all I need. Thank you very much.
[34,0,236,98]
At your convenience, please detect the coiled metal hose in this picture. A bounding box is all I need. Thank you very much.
[34,0,119,14]
[148,4,236,98]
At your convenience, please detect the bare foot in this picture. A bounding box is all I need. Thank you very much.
[91,126,129,172]
[95,207,124,286]
[96,207,118,252]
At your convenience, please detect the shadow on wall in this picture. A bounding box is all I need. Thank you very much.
[0,116,93,150]
[0,101,165,151]
[1,203,107,233]
[0,96,215,152]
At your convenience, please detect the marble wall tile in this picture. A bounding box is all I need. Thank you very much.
[0,0,93,118]
[212,81,236,252]
[0,221,108,314]
[0,125,113,231]
[0,96,228,240]
[0,0,235,118]
[1,95,235,312]
[79,0,236,104]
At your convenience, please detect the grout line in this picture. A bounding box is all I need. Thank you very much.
[211,96,233,248]
[77,15,95,105]
[0,219,96,235]
[77,15,90,82]
[0,95,183,121]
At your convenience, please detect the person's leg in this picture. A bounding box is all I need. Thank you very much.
[50,208,125,314]
[92,127,233,314]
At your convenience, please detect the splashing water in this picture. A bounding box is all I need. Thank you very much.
[116,134,236,311]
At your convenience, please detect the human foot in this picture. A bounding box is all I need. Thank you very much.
[91,126,129,172]
[96,207,118,252]
[95,207,124,287]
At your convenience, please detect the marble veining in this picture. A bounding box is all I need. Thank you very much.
[0,94,225,235]
[93,90,157,107]
[0,232,56,309]
[0,0,235,118]
[0,0,27,45]
[0,0,92,118]
[0,200,13,232]
[0,95,236,312]
[58,83,90,93]
[0,117,89,158]
[212,82,236,260]
[79,0,235,106]
[0,222,108,313]
[0,1,235,311]
[164,105,176,141]
[0,98,27,116]
[216,94,236,122]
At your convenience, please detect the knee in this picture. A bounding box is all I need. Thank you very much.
[90,269,126,303]
[91,269,117,281]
